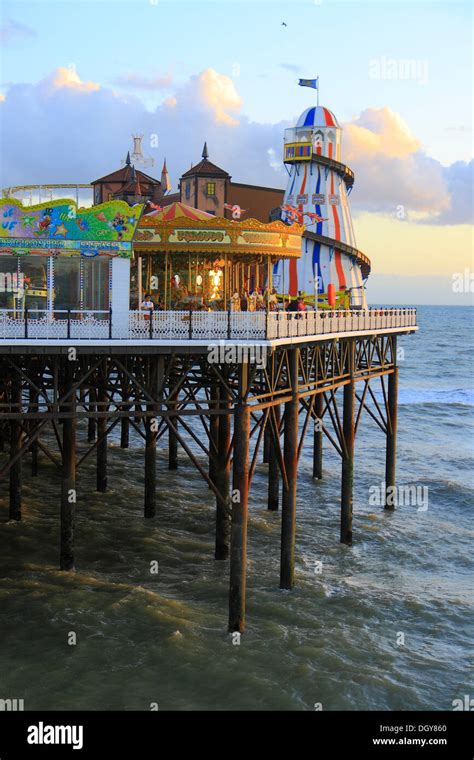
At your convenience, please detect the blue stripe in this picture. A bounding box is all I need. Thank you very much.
[289,166,297,196]
[315,165,323,236]
[303,107,316,126]
[312,241,323,293]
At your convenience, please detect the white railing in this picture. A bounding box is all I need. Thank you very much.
[0,307,417,342]
[0,309,111,341]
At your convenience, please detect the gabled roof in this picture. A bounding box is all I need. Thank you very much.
[91,163,161,186]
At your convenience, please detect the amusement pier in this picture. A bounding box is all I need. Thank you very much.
[0,103,417,632]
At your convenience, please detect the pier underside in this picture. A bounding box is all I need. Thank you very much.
[0,331,407,631]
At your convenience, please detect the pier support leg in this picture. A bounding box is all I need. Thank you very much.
[215,386,231,559]
[267,405,280,511]
[209,384,219,485]
[29,386,39,477]
[144,413,157,518]
[313,392,323,480]
[168,412,178,470]
[9,374,22,521]
[280,348,299,589]
[60,363,76,570]
[96,362,107,493]
[88,388,96,443]
[228,364,250,633]
[263,425,270,464]
[341,340,355,545]
[121,415,130,449]
[385,348,398,511]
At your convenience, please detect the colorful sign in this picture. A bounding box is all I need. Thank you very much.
[0,198,144,258]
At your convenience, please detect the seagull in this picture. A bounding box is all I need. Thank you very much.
[281,22,287,26]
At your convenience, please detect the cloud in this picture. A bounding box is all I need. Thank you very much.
[41,67,100,94]
[0,19,36,45]
[0,69,470,226]
[431,160,473,225]
[188,68,242,126]
[114,72,173,91]
[279,63,301,75]
[0,67,285,189]
[342,106,470,222]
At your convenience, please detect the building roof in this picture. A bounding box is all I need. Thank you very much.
[181,142,229,179]
[181,159,230,179]
[296,106,340,129]
[91,163,161,186]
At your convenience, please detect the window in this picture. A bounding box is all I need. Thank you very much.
[185,182,190,200]
[206,210,216,215]
[206,182,216,196]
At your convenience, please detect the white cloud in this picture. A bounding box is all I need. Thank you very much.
[0,69,470,225]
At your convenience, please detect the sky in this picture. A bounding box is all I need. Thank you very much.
[0,0,472,304]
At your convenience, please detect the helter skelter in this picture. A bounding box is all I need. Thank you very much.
[273,101,370,309]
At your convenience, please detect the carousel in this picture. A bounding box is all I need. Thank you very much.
[132,202,303,312]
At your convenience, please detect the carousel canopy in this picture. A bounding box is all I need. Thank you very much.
[146,201,214,222]
[135,210,304,259]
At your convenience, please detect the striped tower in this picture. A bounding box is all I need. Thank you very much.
[274,105,370,308]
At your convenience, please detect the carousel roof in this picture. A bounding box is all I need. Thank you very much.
[146,201,214,221]
[135,211,304,259]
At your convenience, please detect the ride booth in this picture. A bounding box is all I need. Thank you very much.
[0,198,143,338]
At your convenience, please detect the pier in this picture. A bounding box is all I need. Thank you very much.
[0,308,417,631]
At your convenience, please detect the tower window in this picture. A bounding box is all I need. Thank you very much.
[185,182,190,200]
[206,182,216,196]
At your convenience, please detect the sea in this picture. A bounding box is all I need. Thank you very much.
[0,305,472,711]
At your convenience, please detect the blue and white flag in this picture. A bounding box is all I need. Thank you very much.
[298,77,319,90]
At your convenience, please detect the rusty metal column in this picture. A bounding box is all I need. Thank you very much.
[341,338,355,545]
[215,382,231,559]
[280,347,299,589]
[267,404,280,511]
[29,385,39,477]
[145,355,162,519]
[208,383,219,484]
[313,391,323,479]
[60,360,76,570]
[96,359,108,492]
[385,336,398,510]
[9,372,22,521]
[228,361,250,633]
[87,387,96,443]
[168,378,178,470]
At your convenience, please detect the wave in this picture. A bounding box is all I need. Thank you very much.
[397,388,474,407]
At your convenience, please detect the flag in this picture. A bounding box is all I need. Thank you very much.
[298,77,319,90]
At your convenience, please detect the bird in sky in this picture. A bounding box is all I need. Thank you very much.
[281,22,287,27]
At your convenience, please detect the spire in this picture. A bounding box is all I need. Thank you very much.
[125,151,131,166]
[202,142,209,160]
[161,157,172,194]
